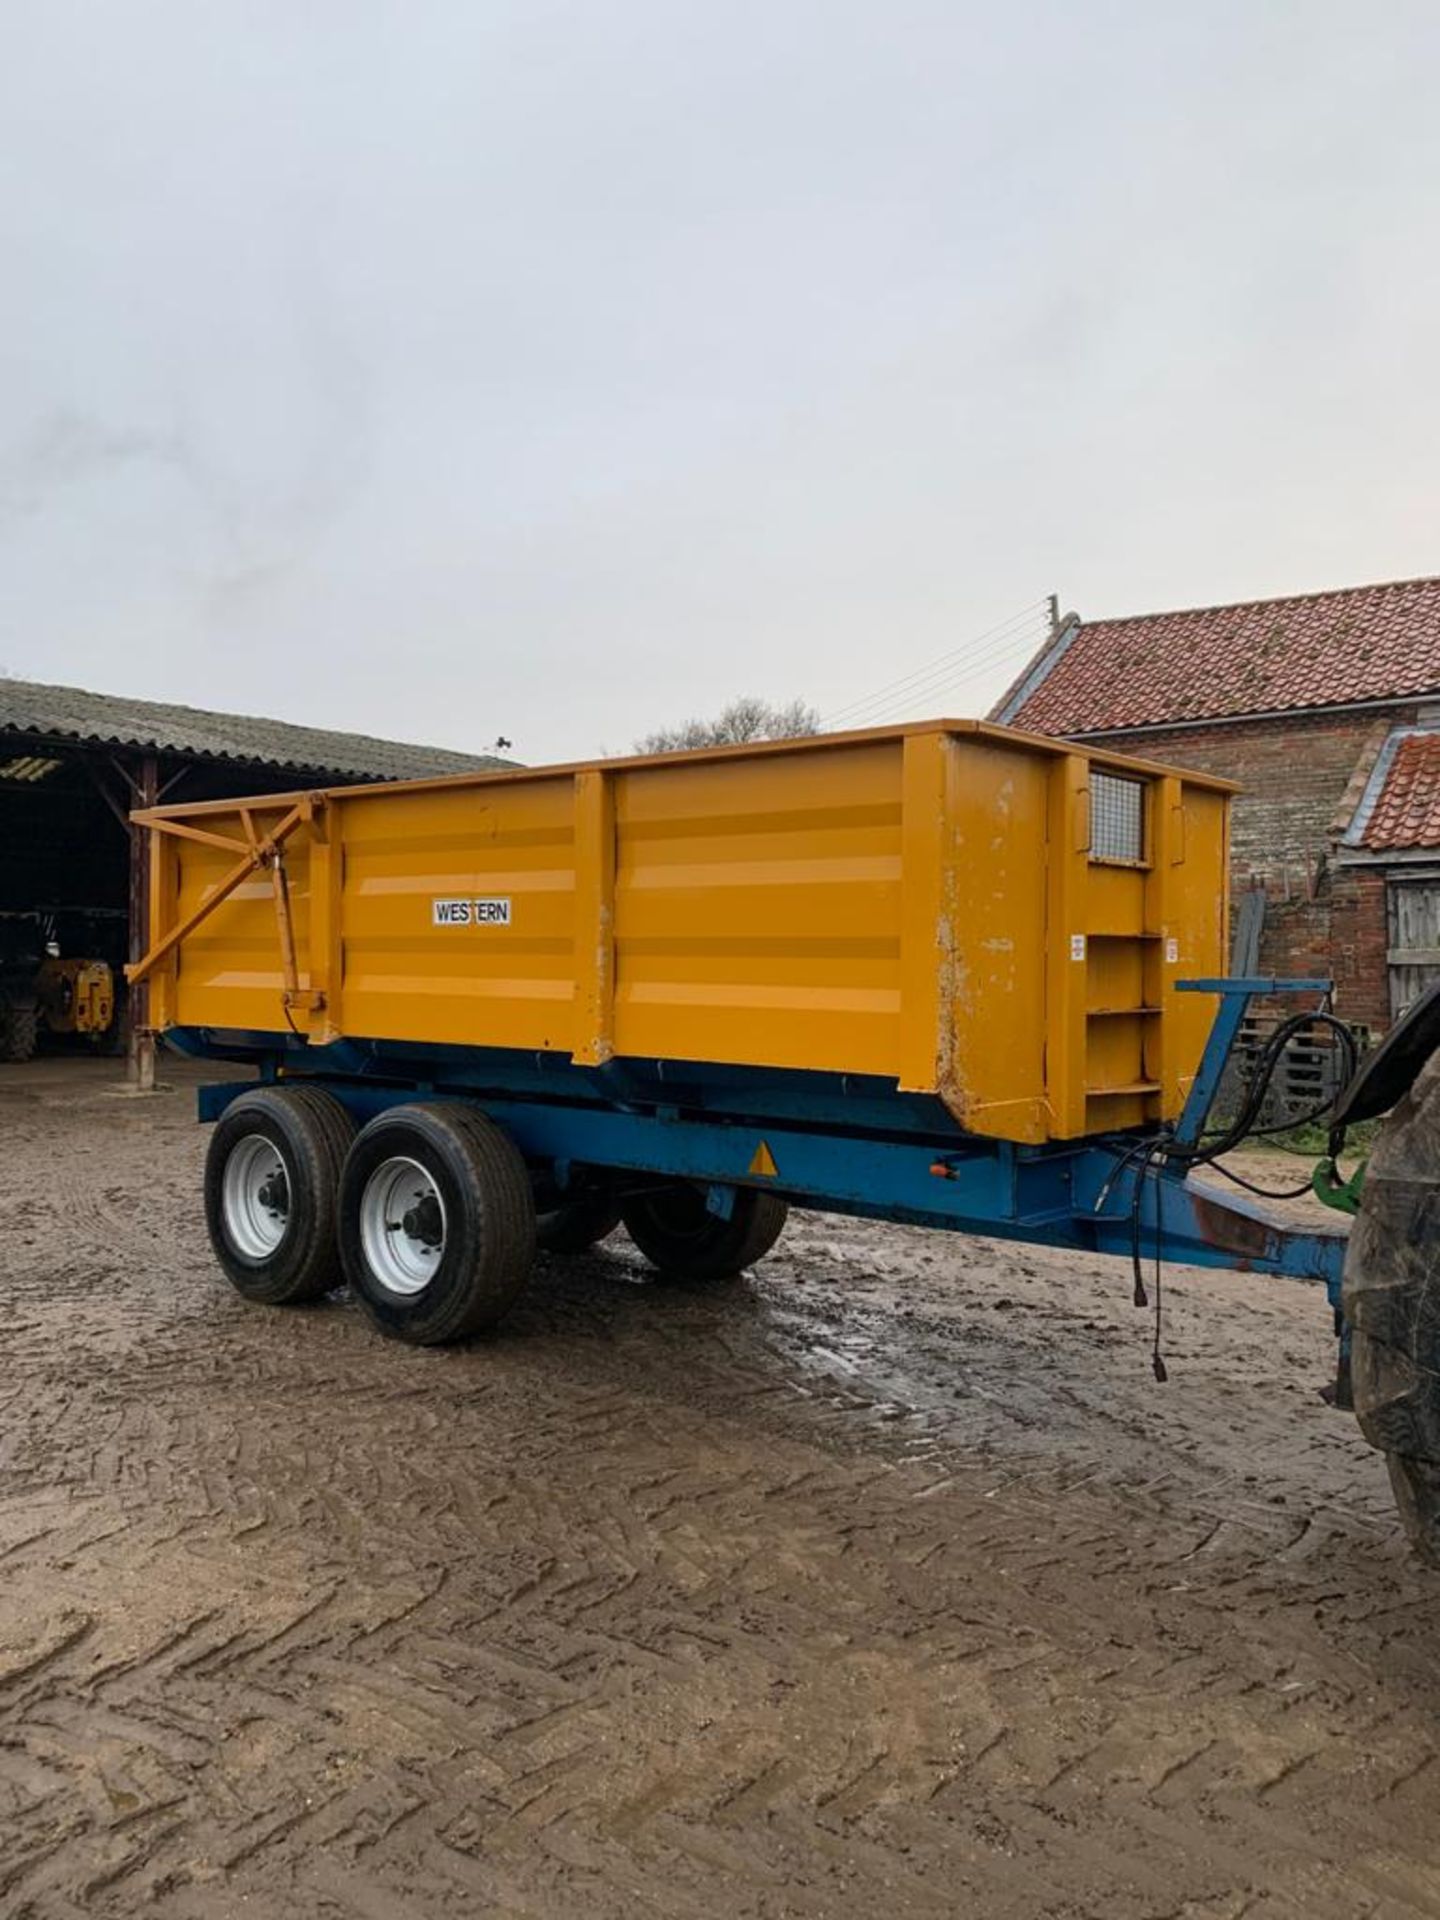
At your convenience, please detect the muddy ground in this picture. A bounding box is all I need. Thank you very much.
[2,1057,1439,1918]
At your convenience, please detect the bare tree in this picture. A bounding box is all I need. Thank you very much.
[636,696,820,755]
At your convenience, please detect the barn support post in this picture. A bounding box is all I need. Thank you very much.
[127,754,160,1091]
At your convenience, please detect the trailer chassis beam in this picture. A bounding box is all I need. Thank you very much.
[194,1073,1348,1300]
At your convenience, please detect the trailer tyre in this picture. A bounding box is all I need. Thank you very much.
[340,1103,536,1345]
[621,1183,788,1281]
[1343,1051,1440,1561]
[537,1193,622,1255]
[205,1085,355,1305]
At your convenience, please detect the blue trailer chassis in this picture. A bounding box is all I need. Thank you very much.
[174,977,1349,1315]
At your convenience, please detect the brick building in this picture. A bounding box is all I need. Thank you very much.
[992,575,1440,1033]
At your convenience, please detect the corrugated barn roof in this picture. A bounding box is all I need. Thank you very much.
[0,676,510,783]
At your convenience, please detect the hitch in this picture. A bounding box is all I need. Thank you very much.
[1312,1156,1367,1217]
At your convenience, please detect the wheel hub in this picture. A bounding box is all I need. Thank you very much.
[257,1169,289,1217]
[220,1135,292,1261]
[400,1193,444,1247]
[360,1156,448,1296]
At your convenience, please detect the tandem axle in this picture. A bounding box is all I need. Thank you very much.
[186,975,1351,1323]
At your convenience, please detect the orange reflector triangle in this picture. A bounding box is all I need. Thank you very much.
[748,1141,779,1178]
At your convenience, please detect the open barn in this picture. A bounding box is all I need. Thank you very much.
[0,677,505,1080]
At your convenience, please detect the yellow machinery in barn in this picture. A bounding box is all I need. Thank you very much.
[36,954,116,1045]
[0,914,119,1061]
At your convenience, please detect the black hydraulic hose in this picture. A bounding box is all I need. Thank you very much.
[1201,1158,1317,1202]
[1102,1006,1361,1377]
[1168,1009,1359,1170]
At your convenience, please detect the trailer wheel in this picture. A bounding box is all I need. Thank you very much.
[536,1193,622,1255]
[339,1103,536,1345]
[1343,1051,1440,1564]
[204,1085,355,1305]
[621,1183,788,1280]
[0,998,38,1063]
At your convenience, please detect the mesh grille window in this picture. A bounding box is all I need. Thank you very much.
[1090,772,1145,863]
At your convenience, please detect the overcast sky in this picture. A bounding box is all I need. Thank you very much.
[2,3,1437,763]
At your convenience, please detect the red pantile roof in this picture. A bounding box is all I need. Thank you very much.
[1360,732,1440,851]
[999,575,1440,734]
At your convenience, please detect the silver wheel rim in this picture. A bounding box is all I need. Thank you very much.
[221,1134,291,1260]
[360,1156,447,1297]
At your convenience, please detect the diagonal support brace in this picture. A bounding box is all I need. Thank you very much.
[124,799,319,994]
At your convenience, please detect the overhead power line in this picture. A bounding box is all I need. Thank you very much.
[823,599,1044,728]
[841,615,1043,723]
[822,597,1052,731]
[822,602,1048,731]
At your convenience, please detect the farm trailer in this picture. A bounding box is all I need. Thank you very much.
[125,720,1440,1558]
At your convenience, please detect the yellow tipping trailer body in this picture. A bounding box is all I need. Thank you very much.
[133,720,1232,1145]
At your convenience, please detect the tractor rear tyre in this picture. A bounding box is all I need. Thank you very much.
[339,1103,536,1345]
[621,1182,788,1281]
[1382,1455,1440,1567]
[1343,1051,1440,1565]
[205,1085,356,1305]
[536,1193,622,1255]
[0,998,38,1063]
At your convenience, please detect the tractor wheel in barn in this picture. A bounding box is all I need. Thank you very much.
[204,1085,356,1306]
[536,1192,623,1255]
[0,997,38,1063]
[339,1102,536,1345]
[620,1182,788,1281]
[1343,1050,1440,1565]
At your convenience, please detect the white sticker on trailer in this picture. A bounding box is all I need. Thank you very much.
[1070,933,1086,961]
[432,898,513,927]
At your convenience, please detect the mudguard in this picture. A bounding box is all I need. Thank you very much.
[1330,980,1440,1130]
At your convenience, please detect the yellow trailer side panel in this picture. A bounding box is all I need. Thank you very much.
[341,778,578,1052]
[936,734,1051,1139]
[139,721,1234,1145]
[613,740,904,1076]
